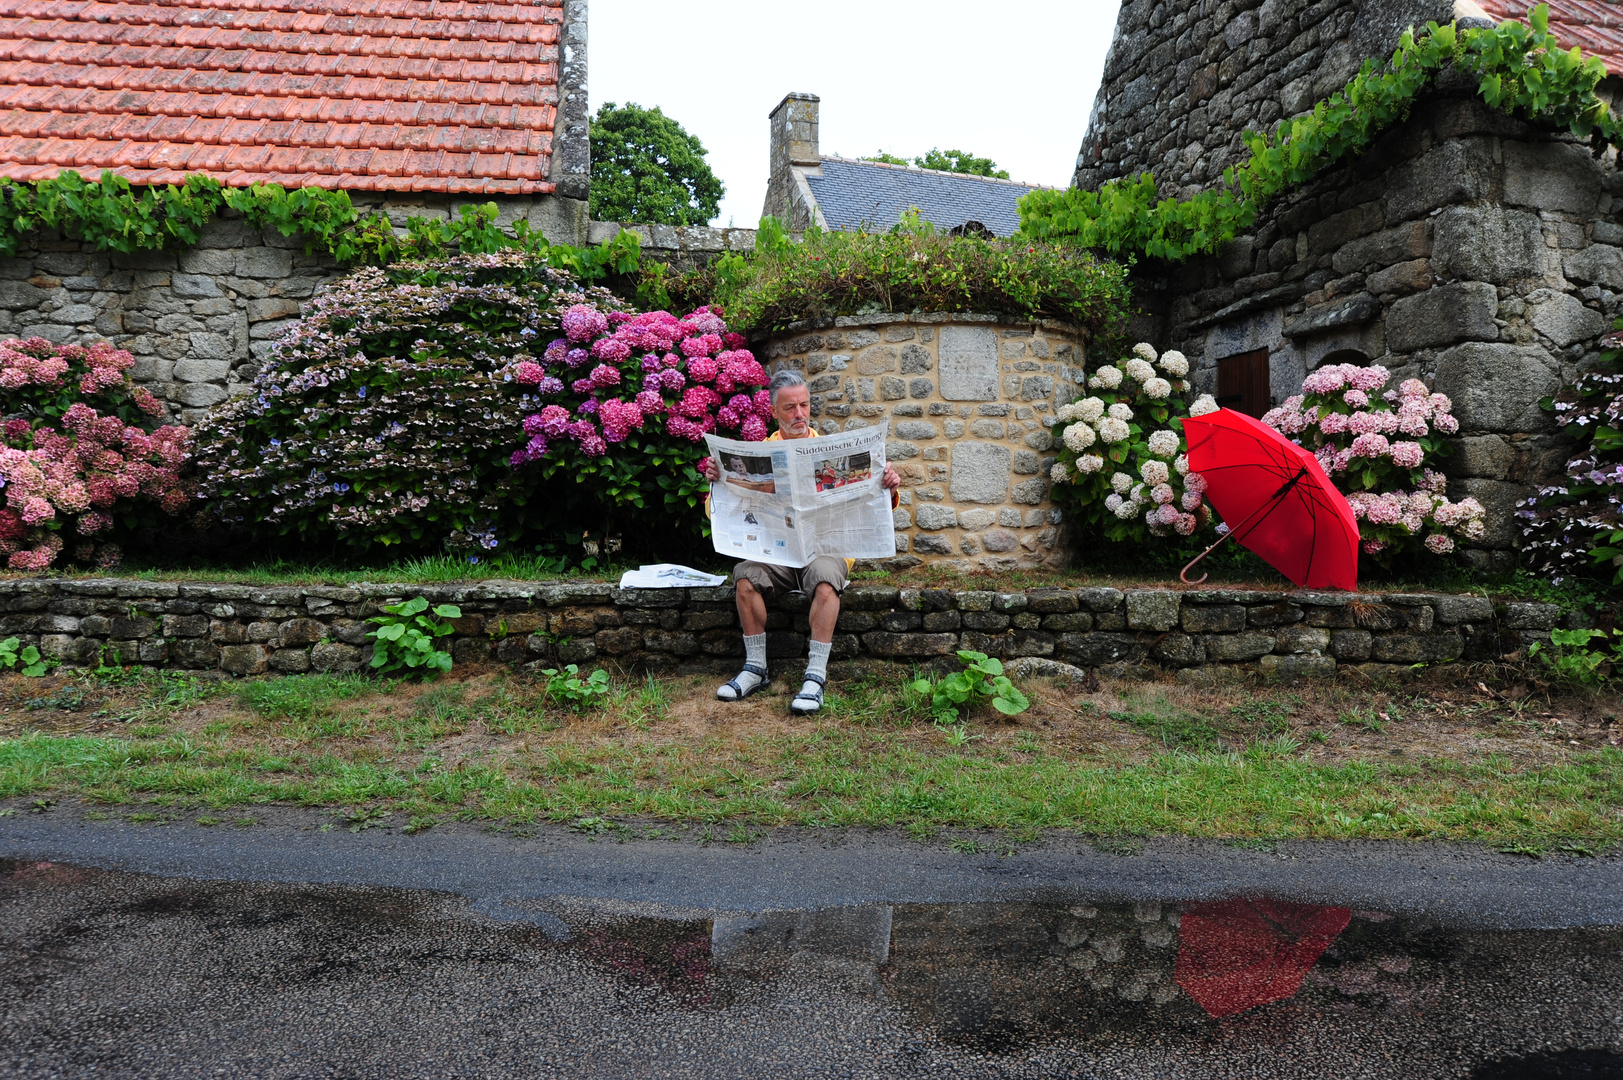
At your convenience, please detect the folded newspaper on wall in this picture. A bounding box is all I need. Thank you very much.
[705,420,896,568]
[617,564,729,589]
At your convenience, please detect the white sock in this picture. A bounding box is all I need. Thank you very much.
[718,634,769,700]
[805,639,831,682]
[745,633,767,671]
[798,640,831,703]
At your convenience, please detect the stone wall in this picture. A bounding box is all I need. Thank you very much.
[0,577,1553,681]
[0,192,590,426]
[762,314,1084,570]
[1075,0,1451,196]
[586,221,761,273]
[1130,94,1620,566]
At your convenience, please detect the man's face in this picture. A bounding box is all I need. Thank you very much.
[772,384,813,438]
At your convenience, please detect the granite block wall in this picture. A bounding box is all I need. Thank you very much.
[0,577,1548,681]
[0,193,590,426]
[1075,0,1451,197]
[760,314,1086,571]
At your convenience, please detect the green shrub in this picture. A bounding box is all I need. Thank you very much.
[540,664,612,711]
[367,597,461,676]
[909,651,1030,724]
[706,213,1131,337]
[0,637,48,677]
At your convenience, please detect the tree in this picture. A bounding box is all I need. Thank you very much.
[915,148,1010,179]
[861,151,911,166]
[589,103,724,226]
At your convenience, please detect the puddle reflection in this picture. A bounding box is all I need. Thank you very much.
[4,859,1621,1077]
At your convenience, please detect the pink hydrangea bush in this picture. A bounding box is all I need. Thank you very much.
[509,305,770,465]
[0,341,191,570]
[1046,342,1216,544]
[0,337,165,426]
[1263,363,1484,558]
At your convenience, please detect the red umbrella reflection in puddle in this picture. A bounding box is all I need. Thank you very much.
[1174,899,1351,1018]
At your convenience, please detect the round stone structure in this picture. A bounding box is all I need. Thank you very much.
[760,313,1088,570]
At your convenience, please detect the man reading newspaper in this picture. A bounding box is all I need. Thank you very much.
[702,370,900,714]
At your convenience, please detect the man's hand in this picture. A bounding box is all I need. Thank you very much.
[882,465,901,491]
[701,456,720,483]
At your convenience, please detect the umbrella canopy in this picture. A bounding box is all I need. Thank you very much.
[1174,898,1352,1018]
[1182,409,1361,591]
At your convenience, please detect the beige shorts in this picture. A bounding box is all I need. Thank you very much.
[734,556,849,599]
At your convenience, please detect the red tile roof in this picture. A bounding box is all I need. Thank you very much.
[0,0,563,194]
[1477,0,1623,76]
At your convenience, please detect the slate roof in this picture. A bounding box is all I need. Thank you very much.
[1477,0,1623,76]
[0,0,563,193]
[804,157,1046,237]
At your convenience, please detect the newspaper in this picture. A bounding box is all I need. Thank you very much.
[617,564,729,589]
[705,420,896,568]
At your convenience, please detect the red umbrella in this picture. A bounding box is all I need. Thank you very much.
[1174,898,1352,1018]
[1179,408,1361,590]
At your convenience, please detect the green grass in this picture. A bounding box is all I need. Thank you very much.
[234,672,381,723]
[2,726,1619,850]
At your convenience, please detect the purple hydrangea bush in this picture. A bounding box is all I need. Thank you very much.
[1518,340,1623,583]
[191,253,766,554]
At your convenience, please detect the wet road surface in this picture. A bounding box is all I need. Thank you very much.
[2,809,1622,1078]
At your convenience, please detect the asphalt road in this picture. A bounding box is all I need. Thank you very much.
[2,804,1621,1079]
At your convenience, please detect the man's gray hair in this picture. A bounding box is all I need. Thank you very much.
[768,368,808,406]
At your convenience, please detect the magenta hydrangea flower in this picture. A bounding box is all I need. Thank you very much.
[544,339,569,365]
[640,355,662,373]
[658,368,686,392]
[513,361,545,385]
[740,415,768,441]
[633,389,664,412]
[687,357,719,383]
[565,348,590,368]
[589,364,622,389]
[752,389,772,414]
[717,407,740,429]
[562,305,608,343]
[591,337,631,364]
[536,376,563,395]
[536,405,571,436]
[571,377,595,394]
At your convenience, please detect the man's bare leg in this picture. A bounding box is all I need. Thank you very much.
[718,576,770,701]
[736,577,768,636]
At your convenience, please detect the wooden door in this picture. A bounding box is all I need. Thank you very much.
[1217,349,1271,418]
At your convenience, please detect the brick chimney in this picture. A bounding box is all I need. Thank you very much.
[763,92,820,225]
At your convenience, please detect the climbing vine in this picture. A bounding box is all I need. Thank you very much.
[1018,5,1617,259]
[0,169,643,281]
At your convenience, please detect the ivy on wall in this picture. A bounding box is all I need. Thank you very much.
[1017,5,1618,260]
[0,169,643,283]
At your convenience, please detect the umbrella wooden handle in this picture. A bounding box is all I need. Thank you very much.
[1180,528,1236,585]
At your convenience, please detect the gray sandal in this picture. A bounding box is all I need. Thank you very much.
[718,664,770,701]
[790,673,826,714]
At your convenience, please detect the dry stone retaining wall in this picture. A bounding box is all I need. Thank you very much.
[762,314,1086,571]
[0,577,1555,681]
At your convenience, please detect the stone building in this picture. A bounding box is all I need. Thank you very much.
[0,0,591,422]
[1074,0,1623,566]
[763,93,1049,236]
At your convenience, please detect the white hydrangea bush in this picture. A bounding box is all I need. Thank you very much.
[1047,343,1215,542]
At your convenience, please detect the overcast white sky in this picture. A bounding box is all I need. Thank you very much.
[590,1,1120,228]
